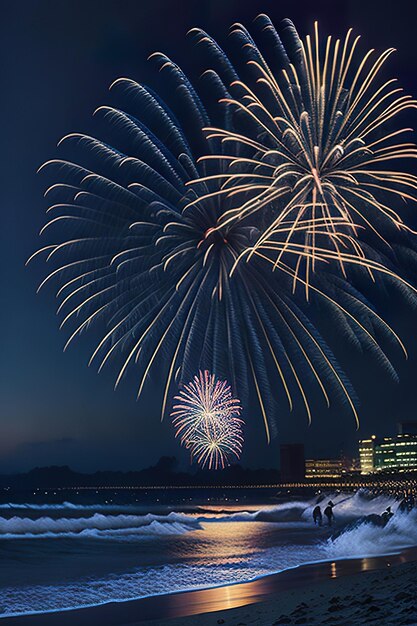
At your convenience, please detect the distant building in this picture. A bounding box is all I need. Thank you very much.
[359,437,376,474]
[305,458,343,479]
[359,429,417,474]
[374,434,417,472]
[280,444,305,482]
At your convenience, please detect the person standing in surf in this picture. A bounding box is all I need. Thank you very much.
[324,501,334,526]
[313,505,322,526]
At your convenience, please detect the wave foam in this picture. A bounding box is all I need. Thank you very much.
[0,511,201,540]
[196,490,399,524]
[326,508,417,557]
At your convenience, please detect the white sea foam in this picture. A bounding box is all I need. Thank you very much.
[198,490,398,524]
[0,511,201,540]
[321,490,398,518]
[326,508,417,557]
[0,490,400,538]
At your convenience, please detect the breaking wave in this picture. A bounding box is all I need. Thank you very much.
[0,511,201,540]
[0,490,402,540]
[197,489,399,524]
[326,508,417,557]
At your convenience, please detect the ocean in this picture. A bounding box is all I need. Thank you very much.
[0,489,416,618]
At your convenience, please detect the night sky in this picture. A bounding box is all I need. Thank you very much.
[3,0,417,473]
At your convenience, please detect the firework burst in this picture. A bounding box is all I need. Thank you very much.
[171,370,244,469]
[188,17,417,295]
[27,16,417,441]
[28,55,381,438]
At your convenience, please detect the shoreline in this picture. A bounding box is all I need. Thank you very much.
[2,546,417,626]
[151,556,417,626]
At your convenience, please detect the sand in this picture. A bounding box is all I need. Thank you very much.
[142,560,417,626]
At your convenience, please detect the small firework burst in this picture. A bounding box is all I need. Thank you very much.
[171,370,244,469]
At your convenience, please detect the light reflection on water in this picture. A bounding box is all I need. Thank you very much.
[1,491,416,617]
[0,516,329,616]
[157,551,416,621]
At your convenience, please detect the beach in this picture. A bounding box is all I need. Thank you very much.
[148,558,417,626]
[3,550,417,625]
[2,490,417,625]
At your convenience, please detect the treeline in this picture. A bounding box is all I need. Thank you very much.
[0,457,281,489]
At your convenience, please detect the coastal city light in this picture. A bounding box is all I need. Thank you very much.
[360,432,417,474]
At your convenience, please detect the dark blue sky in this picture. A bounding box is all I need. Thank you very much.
[2,0,417,473]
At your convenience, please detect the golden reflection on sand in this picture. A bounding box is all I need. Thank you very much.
[167,576,270,616]
[160,549,417,620]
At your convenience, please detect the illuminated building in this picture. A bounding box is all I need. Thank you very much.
[374,434,417,472]
[305,458,343,479]
[359,426,417,474]
[280,444,305,482]
[359,437,376,474]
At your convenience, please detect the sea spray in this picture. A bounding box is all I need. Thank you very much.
[326,507,417,557]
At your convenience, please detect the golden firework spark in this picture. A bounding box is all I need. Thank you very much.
[188,19,417,296]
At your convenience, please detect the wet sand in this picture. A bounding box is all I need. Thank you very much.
[149,557,417,625]
[2,547,417,625]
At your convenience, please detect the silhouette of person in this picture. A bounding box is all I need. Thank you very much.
[324,501,334,526]
[313,505,322,526]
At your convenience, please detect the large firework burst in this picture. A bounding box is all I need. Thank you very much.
[188,17,417,293]
[171,370,243,469]
[28,17,416,442]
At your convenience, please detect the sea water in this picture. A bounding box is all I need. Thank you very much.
[0,489,415,618]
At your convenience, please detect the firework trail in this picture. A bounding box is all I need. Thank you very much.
[171,370,243,469]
